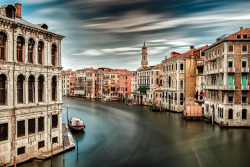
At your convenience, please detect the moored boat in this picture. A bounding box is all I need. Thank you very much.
[67,105,86,131]
[68,117,85,131]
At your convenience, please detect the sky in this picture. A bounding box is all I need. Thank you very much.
[1,0,250,71]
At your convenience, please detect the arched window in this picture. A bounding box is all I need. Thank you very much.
[0,74,6,105]
[38,76,44,102]
[51,44,57,66]
[28,39,35,63]
[242,109,247,119]
[228,58,233,68]
[0,32,7,60]
[52,76,57,101]
[17,36,24,62]
[28,75,35,103]
[242,57,247,68]
[17,75,24,103]
[228,109,233,119]
[38,41,44,64]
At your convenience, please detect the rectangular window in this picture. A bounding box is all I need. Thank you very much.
[28,118,35,134]
[237,35,241,39]
[243,34,248,38]
[242,94,247,103]
[52,115,58,128]
[228,94,233,103]
[17,146,25,155]
[242,45,247,52]
[180,64,183,70]
[38,117,44,132]
[0,123,8,141]
[17,120,25,137]
[38,140,44,149]
[52,137,58,143]
[228,45,233,53]
[38,141,45,149]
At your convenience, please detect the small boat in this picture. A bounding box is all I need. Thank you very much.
[67,105,86,131]
[68,117,85,131]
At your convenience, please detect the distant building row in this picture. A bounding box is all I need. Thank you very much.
[62,27,250,127]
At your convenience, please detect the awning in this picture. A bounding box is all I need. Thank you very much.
[137,88,149,91]
[198,93,205,96]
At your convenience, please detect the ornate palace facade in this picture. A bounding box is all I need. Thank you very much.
[0,4,64,165]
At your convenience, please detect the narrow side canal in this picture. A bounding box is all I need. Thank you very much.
[21,97,250,167]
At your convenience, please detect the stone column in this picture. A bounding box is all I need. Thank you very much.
[35,80,38,103]
[34,42,38,64]
[24,80,28,104]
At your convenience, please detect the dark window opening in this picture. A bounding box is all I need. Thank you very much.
[242,94,247,103]
[38,117,44,132]
[228,94,233,103]
[0,74,6,105]
[243,34,248,39]
[52,137,58,143]
[38,41,44,64]
[17,36,24,62]
[52,115,58,128]
[0,123,8,141]
[28,39,35,63]
[17,147,25,155]
[28,118,35,134]
[17,120,25,137]
[228,109,233,119]
[52,76,57,101]
[0,32,7,60]
[38,76,44,102]
[28,75,35,103]
[242,45,247,52]
[51,44,57,66]
[242,109,247,119]
[17,75,24,103]
[237,35,241,39]
[38,141,45,149]
[229,45,233,52]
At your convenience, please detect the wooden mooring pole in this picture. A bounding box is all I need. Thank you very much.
[14,156,16,167]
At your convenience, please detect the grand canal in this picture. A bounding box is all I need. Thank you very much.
[22,97,250,167]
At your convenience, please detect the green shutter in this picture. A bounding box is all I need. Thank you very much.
[228,75,233,85]
[242,75,247,85]
[242,94,247,97]
[217,76,219,85]
[228,94,233,97]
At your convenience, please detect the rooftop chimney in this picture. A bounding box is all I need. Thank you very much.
[240,27,243,31]
[15,3,22,18]
[190,46,194,49]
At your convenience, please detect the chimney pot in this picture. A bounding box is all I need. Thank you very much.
[15,3,22,18]
[190,46,194,49]
[240,27,243,31]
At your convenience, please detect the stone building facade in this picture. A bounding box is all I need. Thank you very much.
[204,27,250,127]
[0,4,64,165]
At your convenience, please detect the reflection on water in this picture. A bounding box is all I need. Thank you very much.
[20,97,250,167]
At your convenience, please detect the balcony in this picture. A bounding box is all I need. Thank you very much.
[221,85,235,90]
[228,67,235,73]
[241,67,249,73]
[180,70,184,74]
[219,68,224,73]
[242,85,249,90]
[205,85,218,90]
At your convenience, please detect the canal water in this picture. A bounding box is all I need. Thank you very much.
[21,97,250,167]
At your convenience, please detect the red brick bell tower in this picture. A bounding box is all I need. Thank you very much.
[141,42,148,68]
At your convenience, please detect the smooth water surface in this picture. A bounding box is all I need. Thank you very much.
[21,97,250,167]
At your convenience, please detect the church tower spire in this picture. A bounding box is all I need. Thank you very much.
[141,42,148,68]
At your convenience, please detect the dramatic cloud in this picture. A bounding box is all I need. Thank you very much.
[2,0,250,70]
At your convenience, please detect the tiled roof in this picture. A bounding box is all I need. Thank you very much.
[225,28,250,39]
